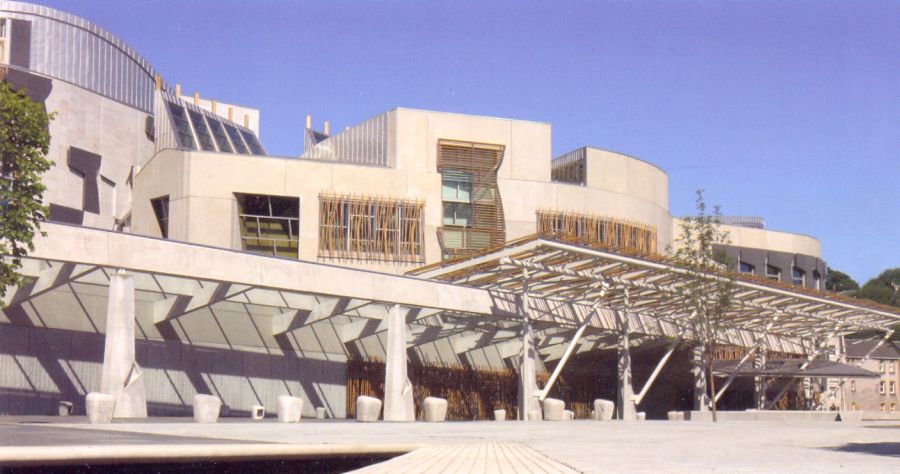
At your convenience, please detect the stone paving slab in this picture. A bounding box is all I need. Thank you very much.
[2,418,898,473]
[349,443,580,474]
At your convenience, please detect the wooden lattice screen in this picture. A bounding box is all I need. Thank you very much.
[318,193,425,262]
[536,210,658,255]
[437,140,506,258]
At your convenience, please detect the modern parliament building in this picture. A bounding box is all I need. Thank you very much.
[2,1,898,421]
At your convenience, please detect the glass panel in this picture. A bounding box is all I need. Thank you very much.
[739,262,754,273]
[224,123,249,154]
[241,129,265,155]
[150,196,169,239]
[236,194,299,258]
[166,102,196,150]
[188,110,216,151]
[207,118,233,153]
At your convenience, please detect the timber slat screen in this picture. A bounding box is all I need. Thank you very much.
[536,210,657,255]
[318,193,425,262]
[437,140,506,258]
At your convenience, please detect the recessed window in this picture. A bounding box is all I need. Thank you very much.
[813,270,821,290]
[318,193,424,262]
[878,381,886,394]
[892,404,897,413]
[739,261,755,274]
[791,267,805,286]
[880,361,887,373]
[0,19,7,64]
[851,402,858,411]
[236,194,299,258]
[150,196,169,239]
[536,210,657,255]
[891,381,896,394]
[766,264,781,281]
[850,380,856,392]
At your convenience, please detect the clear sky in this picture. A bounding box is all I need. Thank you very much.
[32,0,900,285]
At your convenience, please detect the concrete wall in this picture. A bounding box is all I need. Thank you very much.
[133,109,674,273]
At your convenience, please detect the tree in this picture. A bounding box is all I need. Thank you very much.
[857,268,900,307]
[672,190,736,422]
[0,82,54,301]
[825,268,859,294]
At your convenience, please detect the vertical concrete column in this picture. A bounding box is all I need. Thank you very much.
[383,304,414,421]
[691,345,709,412]
[100,271,147,418]
[615,310,636,420]
[518,316,540,420]
[754,350,767,410]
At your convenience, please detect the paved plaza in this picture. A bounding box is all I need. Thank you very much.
[0,417,897,473]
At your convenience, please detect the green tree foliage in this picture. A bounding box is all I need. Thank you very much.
[672,190,736,422]
[0,82,54,301]
[825,267,859,293]
[857,268,900,307]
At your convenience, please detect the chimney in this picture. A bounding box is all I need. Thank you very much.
[244,114,249,128]
[228,107,234,121]
[323,120,330,135]
[193,92,200,105]
[154,75,161,91]
[175,83,181,97]
[211,100,217,114]
[305,114,312,130]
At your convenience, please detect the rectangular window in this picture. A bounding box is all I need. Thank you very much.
[188,109,216,151]
[881,403,886,412]
[890,362,896,374]
[851,402,858,411]
[766,264,781,281]
[166,102,196,150]
[206,118,233,153]
[880,361,887,373]
[224,123,249,154]
[879,381,886,394]
[739,261,755,274]
[150,196,169,239]
[318,193,424,263]
[0,19,7,64]
[236,194,299,258]
[850,380,856,392]
[791,267,805,286]
[891,381,896,394]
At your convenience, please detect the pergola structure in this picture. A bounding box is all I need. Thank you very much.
[4,225,899,420]
[410,236,900,419]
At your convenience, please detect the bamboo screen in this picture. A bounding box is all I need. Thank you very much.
[437,140,506,258]
[536,210,658,255]
[318,193,425,262]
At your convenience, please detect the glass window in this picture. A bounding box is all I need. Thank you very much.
[206,118,233,153]
[791,267,805,286]
[879,381,885,394]
[150,196,169,239]
[442,172,473,203]
[892,404,897,413]
[443,202,472,227]
[813,270,821,290]
[739,261,755,274]
[851,402,857,411]
[166,102,196,150]
[236,194,299,258]
[318,194,424,262]
[881,403,886,412]
[188,110,216,151]
[891,381,896,394]
[850,380,856,392]
[224,123,249,154]
[766,264,781,281]
[240,129,265,155]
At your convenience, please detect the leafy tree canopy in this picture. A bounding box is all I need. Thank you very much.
[825,267,859,293]
[0,81,54,301]
[857,268,900,307]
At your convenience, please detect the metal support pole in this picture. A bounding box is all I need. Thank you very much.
[539,302,602,401]
[632,332,683,406]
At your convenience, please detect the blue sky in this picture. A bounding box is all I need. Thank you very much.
[36,0,899,285]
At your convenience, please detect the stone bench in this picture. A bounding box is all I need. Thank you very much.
[86,392,115,424]
[667,410,685,421]
[193,394,222,423]
[423,397,448,422]
[277,395,304,423]
[542,398,565,421]
[356,395,382,422]
[593,399,615,421]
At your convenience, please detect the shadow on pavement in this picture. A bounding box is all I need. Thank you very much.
[826,442,900,458]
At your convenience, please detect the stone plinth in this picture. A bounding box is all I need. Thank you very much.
[86,392,116,424]
[251,405,265,420]
[542,398,565,421]
[58,401,73,416]
[636,412,646,421]
[593,399,615,421]
[667,411,685,421]
[356,396,382,422]
[277,396,303,423]
[563,410,575,421]
[423,397,448,422]
[494,409,506,421]
[193,394,222,423]
[316,407,327,419]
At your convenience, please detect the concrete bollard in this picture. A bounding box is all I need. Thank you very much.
[593,399,615,421]
[316,407,327,419]
[494,409,506,421]
[356,395,382,422]
[58,401,73,416]
[563,409,575,421]
[277,395,303,423]
[251,405,265,420]
[667,411,685,421]
[86,392,116,424]
[527,409,542,421]
[542,398,565,421]
[423,397,448,422]
[636,412,646,421]
[193,394,222,423]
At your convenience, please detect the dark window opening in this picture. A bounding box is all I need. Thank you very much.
[236,193,299,258]
[151,196,170,239]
